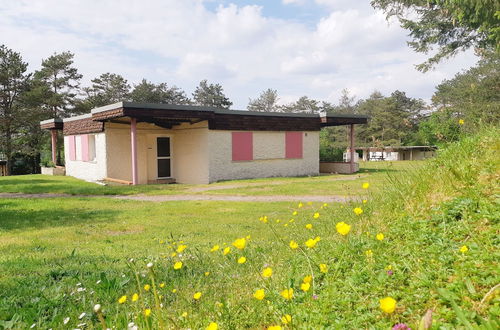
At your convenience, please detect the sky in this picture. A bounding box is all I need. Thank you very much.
[1,0,478,109]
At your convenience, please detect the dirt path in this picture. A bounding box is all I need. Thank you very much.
[0,192,359,203]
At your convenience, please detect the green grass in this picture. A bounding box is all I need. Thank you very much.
[0,129,498,329]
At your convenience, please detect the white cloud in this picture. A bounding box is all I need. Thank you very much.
[0,0,478,109]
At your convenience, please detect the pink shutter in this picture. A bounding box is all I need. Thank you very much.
[68,136,76,161]
[81,135,89,162]
[232,132,253,161]
[285,132,303,159]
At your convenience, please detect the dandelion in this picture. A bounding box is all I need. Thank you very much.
[305,223,313,230]
[459,245,468,253]
[177,245,187,253]
[336,222,351,236]
[144,284,151,291]
[223,247,231,255]
[268,326,282,330]
[262,267,273,278]
[280,288,294,300]
[353,207,363,215]
[305,238,318,249]
[232,238,247,250]
[314,236,321,242]
[379,297,397,314]
[313,212,320,219]
[276,219,281,223]
[205,272,210,276]
[159,282,165,288]
[132,293,139,302]
[365,250,373,257]
[238,256,247,264]
[292,211,298,216]
[144,309,151,317]
[174,261,183,270]
[303,275,312,283]
[289,240,299,250]
[289,219,295,223]
[172,289,177,293]
[458,119,465,125]
[246,235,251,240]
[298,202,303,208]
[376,233,384,241]
[210,245,220,252]
[193,292,202,300]
[362,199,367,204]
[118,295,127,304]
[362,182,370,189]
[323,203,328,208]
[171,252,177,257]
[300,282,311,292]
[319,264,329,273]
[206,322,218,330]
[259,216,268,223]
[281,314,292,324]
[253,289,265,300]
[181,312,188,318]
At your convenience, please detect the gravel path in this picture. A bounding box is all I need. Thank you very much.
[0,192,358,203]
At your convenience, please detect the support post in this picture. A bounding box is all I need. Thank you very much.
[50,129,57,165]
[349,124,355,174]
[131,118,138,185]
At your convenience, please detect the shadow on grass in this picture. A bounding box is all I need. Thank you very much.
[0,199,121,231]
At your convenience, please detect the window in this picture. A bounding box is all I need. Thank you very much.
[232,132,253,161]
[285,132,303,159]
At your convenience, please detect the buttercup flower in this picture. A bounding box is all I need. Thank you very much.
[289,240,299,250]
[319,264,329,273]
[259,216,268,223]
[132,293,139,302]
[353,207,363,215]
[460,245,468,253]
[223,247,231,255]
[362,182,370,189]
[362,199,367,204]
[232,238,246,250]
[268,326,282,330]
[303,275,312,284]
[193,292,202,300]
[376,233,384,241]
[379,297,397,313]
[281,314,292,324]
[210,245,220,252]
[159,282,165,288]
[262,267,273,278]
[174,261,183,270]
[144,309,151,317]
[458,119,465,125]
[238,256,247,264]
[206,322,218,330]
[305,238,318,249]
[144,284,151,291]
[280,288,294,300]
[253,289,265,300]
[300,282,310,292]
[305,223,313,230]
[292,211,298,216]
[181,312,188,317]
[118,295,127,304]
[313,212,320,219]
[336,222,351,236]
[365,250,373,257]
[177,245,187,253]
[298,202,303,208]
[205,272,210,276]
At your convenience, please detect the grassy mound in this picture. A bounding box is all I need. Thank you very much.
[1,128,498,329]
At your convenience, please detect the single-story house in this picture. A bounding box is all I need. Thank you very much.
[356,146,437,161]
[40,102,368,184]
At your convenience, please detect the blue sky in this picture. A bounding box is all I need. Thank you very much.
[1,0,478,109]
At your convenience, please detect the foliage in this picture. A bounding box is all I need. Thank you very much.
[280,96,320,114]
[247,88,280,112]
[129,79,191,105]
[192,79,232,109]
[82,73,131,108]
[371,0,500,71]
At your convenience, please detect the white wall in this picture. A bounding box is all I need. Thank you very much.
[64,133,107,182]
[208,130,319,183]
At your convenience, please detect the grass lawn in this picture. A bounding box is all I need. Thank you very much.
[0,130,498,329]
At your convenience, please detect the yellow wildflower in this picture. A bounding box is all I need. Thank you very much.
[313,212,320,219]
[177,245,187,253]
[206,322,218,330]
[314,236,321,242]
[246,235,251,240]
[305,223,313,230]
[336,222,351,236]
[319,264,329,273]
[144,284,151,291]
[385,265,392,271]
[181,311,188,318]
[289,219,295,223]
[458,119,465,125]
[376,233,384,241]
[365,249,373,257]
[362,199,367,204]
[289,240,299,250]
[292,211,298,216]
[132,293,139,302]
[298,202,303,208]
[173,261,183,270]
[193,292,202,300]
[379,297,397,313]
[172,289,177,293]
[205,272,210,276]
[223,247,231,255]
[159,282,165,288]
[300,282,311,292]
[118,295,127,304]
[303,275,312,284]
[280,288,294,300]
[281,314,292,324]
[284,223,288,227]
[171,252,177,257]
[238,256,247,264]
[323,203,328,208]
[276,219,281,223]
[259,216,268,223]
[460,245,468,253]
[232,238,246,250]
[353,207,363,215]
[362,182,370,189]
[253,289,265,300]
[268,326,282,330]
[144,309,151,317]
[159,240,165,244]
[210,245,220,252]
[262,267,273,278]
[305,238,318,249]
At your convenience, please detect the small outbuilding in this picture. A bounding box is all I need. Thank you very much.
[356,146,437,161]
[41,102,368,184]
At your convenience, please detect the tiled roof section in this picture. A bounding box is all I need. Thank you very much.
[40,119,63,130]
[63,117,104,135]
[91,107,124,121]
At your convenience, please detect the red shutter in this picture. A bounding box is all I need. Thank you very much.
[232,132,253,161]
[285,132,303,159]
[68,136,76,161]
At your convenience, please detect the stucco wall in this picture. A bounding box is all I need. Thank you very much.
[208,130,319,183]
[64,133,107,182]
